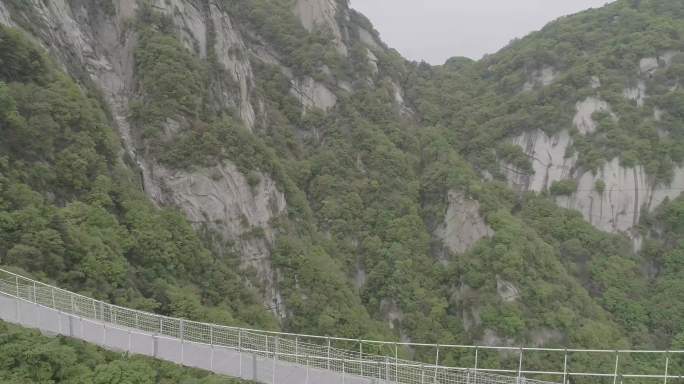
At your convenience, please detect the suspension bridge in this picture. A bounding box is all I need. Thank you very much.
[0,267,681,384]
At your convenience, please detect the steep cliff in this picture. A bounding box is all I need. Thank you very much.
[0,0,415,323]
[0,0,290,306]
[4,0,684,357]
[502,49,684,247]
[434,190,493,259]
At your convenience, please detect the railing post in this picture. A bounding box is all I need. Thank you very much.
[359,339,363,377]
[295,335,299,364]
[342,357,346,384]
[32,281,37,303]
[70,293,75,314]
[210,327,214,371]
[474,347,478,371]
[327,337,331,370]
[517,346,524,383]
[179,319,185,364]
[385,356,389,383]
[434,345,440,383]
[238,329,243,378]
[562,349,568,384]
[306,354,310,384]
[394,343,398,383]
[15,275,19,297]
[664,352,670,384]
[273,336,278,384]
[613,350,620,384]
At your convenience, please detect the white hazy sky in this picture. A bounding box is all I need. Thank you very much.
[349,0,614,64]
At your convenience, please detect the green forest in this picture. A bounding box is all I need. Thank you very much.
[0,320,245,383]
[1,0,684,382]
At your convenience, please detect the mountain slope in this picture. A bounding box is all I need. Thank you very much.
[0,0,683,377]
[408,0,684,248]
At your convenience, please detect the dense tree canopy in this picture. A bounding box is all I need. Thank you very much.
[1,0,684,380]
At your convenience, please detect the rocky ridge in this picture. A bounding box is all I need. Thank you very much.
[505,53,684,248]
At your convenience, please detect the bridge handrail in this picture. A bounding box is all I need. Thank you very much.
[1,267,681,383]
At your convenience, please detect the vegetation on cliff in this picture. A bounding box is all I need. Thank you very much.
[1,0,684,380]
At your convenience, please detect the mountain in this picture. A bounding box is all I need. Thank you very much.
[1,0,684,379]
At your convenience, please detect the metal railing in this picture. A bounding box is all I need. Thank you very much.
[0,267,682,383]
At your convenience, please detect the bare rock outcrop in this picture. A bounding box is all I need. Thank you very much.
[147,161,287,308]
[291,76,338,111]
[294,0,348,56]
[496,277,520,303]
[207,1,256,129]
[623,80,647,107]
[505,129,575,192]
[1,0,284,308]
[573,97,614,135]
[555,159,684,240]
[358,26,381,50]
[379,299,404,330]
[504,97,684,246]
[0,1,14,26]
[522,66,557,91]
[153,0,257,130]
[435,191,493,258]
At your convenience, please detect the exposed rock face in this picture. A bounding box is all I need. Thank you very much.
[2,0,283,307]
[366,48,379,74]
[590,76,601,89]
[354,264,366,289]
[291,76,338,110]
[435,191,493,257]
[207,1,257,129]
[522,66,557,91]
[623,80,647,107]
[554,159,684,236]
[506,129,575,192]
[294,0,348,56]
[380,299,404,330]
[506,131,684,245]
[391,81,413,117]
[0,1,14,26]
[640,51,681,77]
[496,277,520,303]
[152,0,206,56]
[358,26,381,50]
[154,0,256,129]
[146,161,287,307]
[450,283,481,331]
[662,51,683,66]
[640,57,659,75]
[573,97,614,135]
[504,88,684,245]
[10,0,139,162]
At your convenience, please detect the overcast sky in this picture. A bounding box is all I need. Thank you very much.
[349,0,615,64]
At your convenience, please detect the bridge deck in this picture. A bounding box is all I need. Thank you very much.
[0,293,374,384]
